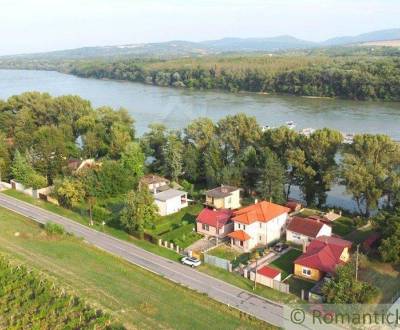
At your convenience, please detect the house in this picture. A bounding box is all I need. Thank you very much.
[205,185,241,210]
[227,201,290,252]
[67,158,97,173]
[141,174,170,192]
[323,210,342,222]
[286,217,332,245]
[285,200,303,214]
[154,188,188,216]
[196,208,233,238]
[294,236,352,281]
[250,266,281,288]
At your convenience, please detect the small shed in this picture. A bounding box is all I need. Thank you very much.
[252,266,281,288]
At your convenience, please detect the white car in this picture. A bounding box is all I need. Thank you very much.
[181,256,201,268]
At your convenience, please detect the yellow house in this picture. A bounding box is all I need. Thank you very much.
[294,236,352,281]
[205,185,241,210]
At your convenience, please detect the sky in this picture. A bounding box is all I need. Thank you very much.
[0,0,399,55]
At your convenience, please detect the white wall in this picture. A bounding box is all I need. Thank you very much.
[155,195,188,216]
[265,213,288,244]
[286,223,332,245]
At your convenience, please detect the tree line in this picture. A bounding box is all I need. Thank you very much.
[0,92,399,262]
[66,55,400,101]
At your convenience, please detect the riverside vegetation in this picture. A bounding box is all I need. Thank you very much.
[0,92,399,264]
[2,48,399,101]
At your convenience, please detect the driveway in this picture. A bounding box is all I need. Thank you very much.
[0,193,302,328]
[184,236,217,253]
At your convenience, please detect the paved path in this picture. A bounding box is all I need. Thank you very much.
[0,193,299,328]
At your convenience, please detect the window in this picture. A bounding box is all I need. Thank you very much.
[259,236,262,241]
[243,225,246,230]
[227,197,232,205]
[302,268,311,276]
[240,241,244,247]
[259,223,262,229]
[238,224,241,229]
[202,224,209,231]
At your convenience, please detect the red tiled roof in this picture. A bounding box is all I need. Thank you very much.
[196,208,232,228]
[258,266,281,279]
[295,236,352,273]
[363,232,381,248]
[232,201,290,225]
[228,230,251,241]
[287,217,327,238]
[285,201,302,212]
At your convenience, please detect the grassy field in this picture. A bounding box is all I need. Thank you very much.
[2,189,181,261]
[269,249,303,279]
[2,190,300,305]
[359,258,400,304]
[0,207,274,329]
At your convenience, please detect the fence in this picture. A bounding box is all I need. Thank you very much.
[204,253,232,272]
[249,270,290,294]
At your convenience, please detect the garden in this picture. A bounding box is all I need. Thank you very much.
[145,203,203,249]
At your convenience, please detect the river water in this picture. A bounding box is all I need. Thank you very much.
[0,69,398,211]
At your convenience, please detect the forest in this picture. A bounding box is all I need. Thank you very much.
[65,54,400,101]
[0,255,119,329]
[0,92,399,262]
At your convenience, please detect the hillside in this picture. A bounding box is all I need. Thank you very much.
[2,28,399,60]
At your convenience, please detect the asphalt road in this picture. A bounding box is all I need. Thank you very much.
[0,193,295,328]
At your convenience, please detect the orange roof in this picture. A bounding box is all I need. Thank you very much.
[228,230,251,241]
[232,201,290,225]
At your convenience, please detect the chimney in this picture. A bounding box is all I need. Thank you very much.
[302,241,309,253]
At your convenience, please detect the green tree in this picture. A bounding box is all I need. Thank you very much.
[11,150,46,189]
[373,212,400,264]
[256,148,285,203]
[342,134,400,217]
[322,261,378,304]
[203,139,223,187]
[121,141,145,186]
[120,187,158,237]
[54,178,84,209]
[31,126,67,185]
[162,133,184,182]
[0,132,11,182]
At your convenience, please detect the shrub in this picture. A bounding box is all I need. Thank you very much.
[44,222,66,236]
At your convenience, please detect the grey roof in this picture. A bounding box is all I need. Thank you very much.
[206,185,239,198]
[154,188,186,201]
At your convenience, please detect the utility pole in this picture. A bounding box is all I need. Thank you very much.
[355,244,360,281]
[253,257,258,290]
[216,216,219,246]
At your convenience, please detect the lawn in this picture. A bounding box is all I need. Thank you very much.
[198,264,299,305]
[269,249,303,279]
[208,244,242,261]
[0,207,273,330]
[147,203,203,248]
[344,224,375,245]
[331,216,357,236]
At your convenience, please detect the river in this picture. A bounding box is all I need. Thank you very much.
[0,69,399,139]
[0,69,398,211]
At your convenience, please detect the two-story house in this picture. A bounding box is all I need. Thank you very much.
[227,201,290,252]
[205,185,241,210]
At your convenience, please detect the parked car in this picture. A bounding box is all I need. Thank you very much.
[273,242,289,253]
[181,256,201,267]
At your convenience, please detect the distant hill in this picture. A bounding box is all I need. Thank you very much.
[201,35,316,52]
[2,28,400,60]
[323,28,400,46]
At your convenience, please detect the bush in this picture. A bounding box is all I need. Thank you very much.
[93,205,112,223]
[44,222,66,236]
